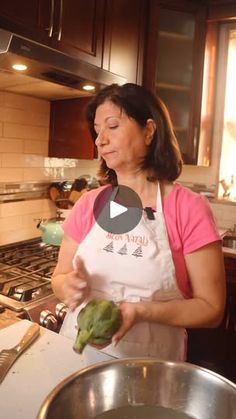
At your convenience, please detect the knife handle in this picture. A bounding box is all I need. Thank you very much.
[15,323,40,354]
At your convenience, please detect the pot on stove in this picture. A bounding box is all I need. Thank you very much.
[37,211,64,246]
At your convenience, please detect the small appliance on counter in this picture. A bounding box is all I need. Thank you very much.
[36,210,64,246]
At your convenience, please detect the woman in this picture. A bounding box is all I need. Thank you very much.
[52,83,225,361]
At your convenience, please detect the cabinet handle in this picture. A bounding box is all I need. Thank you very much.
[57,0,63,41]
[48,0,55,38]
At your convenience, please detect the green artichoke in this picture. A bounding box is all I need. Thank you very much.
[73,299,122,354]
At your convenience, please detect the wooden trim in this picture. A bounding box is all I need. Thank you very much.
[142,0,159,90]
[208,4,236,22]
[187,6,207,163]
[198,22,219,166]
[135,0,147,85]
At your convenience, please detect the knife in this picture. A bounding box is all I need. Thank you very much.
[0,322,40,384]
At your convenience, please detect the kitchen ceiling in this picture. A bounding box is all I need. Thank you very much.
[0,69,92,101]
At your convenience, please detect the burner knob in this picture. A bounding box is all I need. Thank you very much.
[55,302,68,322]
[40,310,58,331]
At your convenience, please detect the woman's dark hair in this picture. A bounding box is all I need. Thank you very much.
[86,83,183,185]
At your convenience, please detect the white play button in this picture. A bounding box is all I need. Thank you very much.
[110,200,128,219]
[93,185,143,234]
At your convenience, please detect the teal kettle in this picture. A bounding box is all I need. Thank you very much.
[37,211,64,246]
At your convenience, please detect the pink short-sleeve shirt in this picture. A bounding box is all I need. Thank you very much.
[63,183,221,298]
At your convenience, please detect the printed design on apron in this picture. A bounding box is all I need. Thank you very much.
[117,243,127,256]
[103,241,144,257]
[60,183,186,361]
[103,228,149,257]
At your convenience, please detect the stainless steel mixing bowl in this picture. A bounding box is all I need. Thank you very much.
[37,359,236,419]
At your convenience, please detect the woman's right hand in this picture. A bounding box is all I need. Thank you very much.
[62,256,90,311]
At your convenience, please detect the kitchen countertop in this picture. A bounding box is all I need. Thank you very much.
[218,228,236,259]
[0,307,21,330]
[223,246,236,259]
[0,228,234,418]
[0,320,113,419]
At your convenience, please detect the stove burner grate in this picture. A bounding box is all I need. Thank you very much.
[0,238,59,311]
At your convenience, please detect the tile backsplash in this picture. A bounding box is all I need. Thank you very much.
[0,91,235,245]
[210,201,236,231]
[0,91,98,245]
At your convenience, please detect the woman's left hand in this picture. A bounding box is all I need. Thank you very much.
[111,301,141,345]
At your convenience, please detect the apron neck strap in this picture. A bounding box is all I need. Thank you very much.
[110,186,119,201]
[156,182,163,213]
[113,184,163,214]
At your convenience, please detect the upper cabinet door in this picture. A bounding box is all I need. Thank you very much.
[102,0,147,83]
[0,0,51,43]
[144,1,207,164]
[0,0,146,84]
[0,0,105,66]
[51,0,105,67]
[49,97,95,160]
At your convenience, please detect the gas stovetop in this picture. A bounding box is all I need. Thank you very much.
[0,238,59,311]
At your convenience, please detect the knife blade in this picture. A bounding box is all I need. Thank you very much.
[0,322,40,384]
[99,349,119,360]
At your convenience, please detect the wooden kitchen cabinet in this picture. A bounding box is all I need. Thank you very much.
[0,0,146,82]
[57,0,146,77]
[208,0,236,21]
[102,0,147,84]
[57,0,146,78]
[187,256,236,383]
[144,0,207,164]
[0,0,51,43]
[0,0,105,67]
[50,0,105,67]
[49,96,96,159]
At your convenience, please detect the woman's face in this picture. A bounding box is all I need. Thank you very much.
[94,100,154,173]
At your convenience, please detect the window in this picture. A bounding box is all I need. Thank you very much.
[217,23,236,200]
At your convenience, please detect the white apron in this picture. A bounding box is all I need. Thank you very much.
[60,183,186,361]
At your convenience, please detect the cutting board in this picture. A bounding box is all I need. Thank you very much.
[0,320,113,419]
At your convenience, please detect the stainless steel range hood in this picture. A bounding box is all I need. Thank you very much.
[0,29,126,100]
